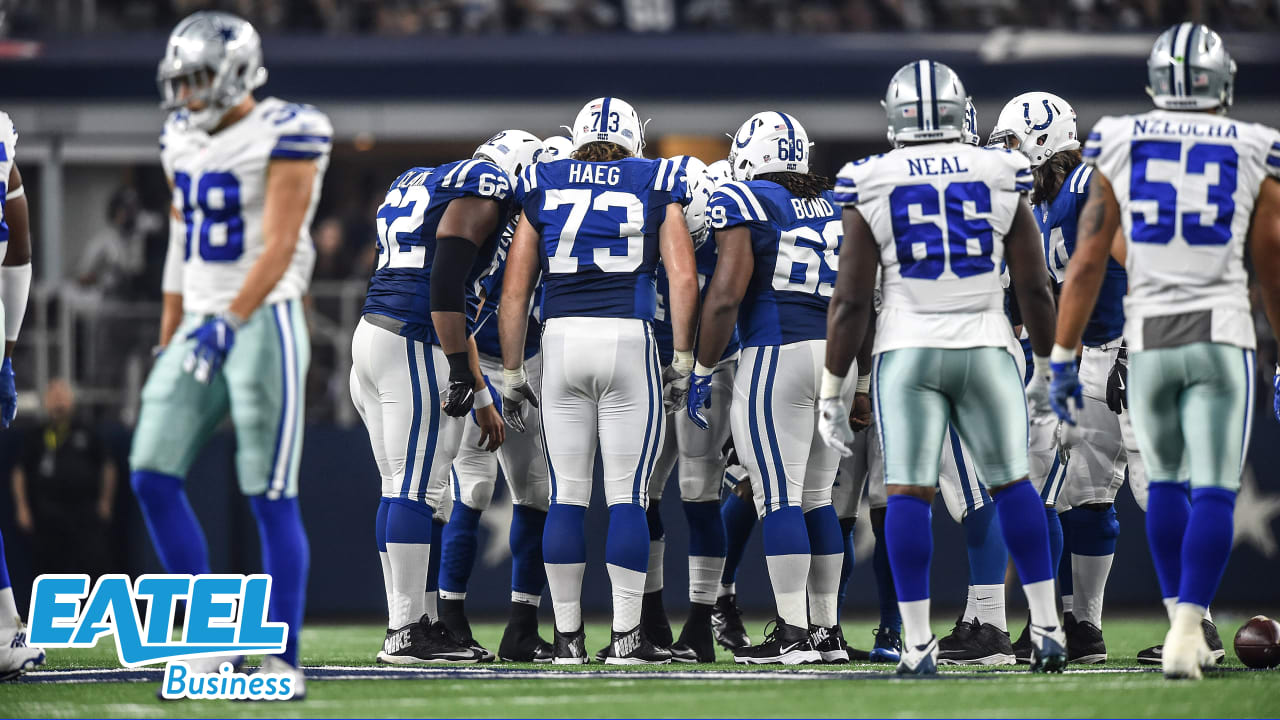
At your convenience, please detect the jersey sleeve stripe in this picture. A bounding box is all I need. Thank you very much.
[666,158,683,192]
[717,185,756,222]
[727,182,767,220]
[1015,181,1034,192]
[832,190,858,204]
[1267,155,1280,169]
[271,147,326,159]
[1087,132,1101,141]
[440,161,466,188]
[654,159,671,191]
[455,159,480,186]
[1082,146,1100,158]
[277,134,331,144]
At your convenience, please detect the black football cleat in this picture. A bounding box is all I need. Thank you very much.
[1065,619,1107,664]
[939,618,1015,666]
[733,620,819,665]
[377,616,485,664]
[498,623,553,663]
[553,626,589,665]
[641,592,674,649]
[669,611,717,663]
[1138,619,1225,666]
[605,626,672,665]
[711,594,751,650]
[810,625,850,664]
[869,624,902,663]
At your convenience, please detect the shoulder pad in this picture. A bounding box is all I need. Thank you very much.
[708,181,767,229]
[265,101,333,161]
[438,159,512,201]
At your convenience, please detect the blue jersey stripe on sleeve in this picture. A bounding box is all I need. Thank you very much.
[1082,147,1100,158]
[277,134,331,145]
[271,147,325,159]
[1087,132,1101,141]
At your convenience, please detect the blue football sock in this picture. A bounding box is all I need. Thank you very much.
[1178,488,1236,609]
[993,480,1053,586]
[870,509,900,630]
[1146,481,1191,600]
[885,495,932,603]
[543,504,587,566]
[510,505,548,597]
[1045,507,1063,581]
[248,496,309,668]
[646,504,665,543]
[683,501,726,558]
[962,503,1008,586]
[607,504,650,574]
[719,491,757,588]
[1059,509,1074,602]
[0,526,10,591]
[761,506,810,626]
[428,518,444,595]
[440,502,482,596]
[837,517,856,619]
[131,470,210,575]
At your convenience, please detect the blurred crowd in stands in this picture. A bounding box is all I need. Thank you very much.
[6,0,1278,35]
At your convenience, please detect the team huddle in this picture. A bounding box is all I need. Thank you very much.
[2,10,1279,691]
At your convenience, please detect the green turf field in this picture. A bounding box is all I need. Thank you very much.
[7,616,1279,718]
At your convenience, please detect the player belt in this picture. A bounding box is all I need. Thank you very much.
[363,313,406,335]
[1084,337,1124,351]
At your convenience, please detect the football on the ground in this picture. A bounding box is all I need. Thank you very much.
[1233,616,1280,669]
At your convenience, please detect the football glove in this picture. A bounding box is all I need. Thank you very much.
[1025,356,1053,420]
[501,365,539,433]
[183,313,242,384]
[662,351,694,415]
[1105,346,1129,415]
[1049,357,1083,425]
[441,352,477,418]
[686,366,714,430]
[0,357,17,428]
[818,396,855,457]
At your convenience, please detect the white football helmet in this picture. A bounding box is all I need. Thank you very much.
[669,156,714,249]
[704,159,732,188]
[987,92,1078,168]
[541,135,573,161]
[728,112,811,182]
[571,97,644,156]
[474,130,543,182]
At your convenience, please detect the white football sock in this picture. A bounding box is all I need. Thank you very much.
[1172,602,1207,637]
[1022,578,1059,630]
[645,539,665,594]
[608,564,647,631]
[1071,553,1113,629]
[807,552,843,628]
[765,553,810,628]
[512,591,541,607]
[546,562,585,633]
[425,590,438,621]
[1162,596,1178,623]
[688,555,724,606]
[718,582,736,599]
[386,541,429,629]
[899,598,932,649]
[967,584,1007,631]
[0,587,18,626]
[1061,593,1074,616]
[379,550,393,629]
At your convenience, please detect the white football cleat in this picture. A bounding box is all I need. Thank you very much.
[0,622,46,681]
[895,635,939,675]
[1162,622,1214,680]
[255,655,306,700]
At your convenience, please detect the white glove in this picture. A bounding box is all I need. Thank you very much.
[662,350,694,415]
[818,396,855,458]
[501,365,539,433]
[1025,354,1052,419]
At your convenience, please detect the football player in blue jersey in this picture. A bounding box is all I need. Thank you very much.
[438,150,558,663]
[350,129,543,664]
[498,97,699,664]
[822,60,1064,675]
[688,112,846,665]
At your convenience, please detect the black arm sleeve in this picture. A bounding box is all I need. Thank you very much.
[429,235,479,314]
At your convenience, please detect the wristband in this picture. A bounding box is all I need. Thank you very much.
[473,386,494,409]
[671,349,694,375]
[820,367,845,400]
[855,374,871,395]
[218,310,245,332]
[503,365,528,389]
[1050,344,1076,365]
[693,361,716,377]
[0,263,31,342]
[1032,354,1051,380]
[5,185,24,201]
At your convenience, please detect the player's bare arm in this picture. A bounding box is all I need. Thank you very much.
[824,207,878,379]
[497,213,541,432]
[1052,172,1119,353]
[431,194,503,418]
[2,163,32,359]
[1250,177,1280,340]
[227,157,318,322]
[693,225,751,369]
[1005,201,1056,358]
[660,203,699,354]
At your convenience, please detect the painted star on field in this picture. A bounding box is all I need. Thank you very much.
[1234,466,1280,558]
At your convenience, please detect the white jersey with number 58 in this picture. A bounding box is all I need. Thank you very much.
[1085,110,1280,351]
[160,97,332,315]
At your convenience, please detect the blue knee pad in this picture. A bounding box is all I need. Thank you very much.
[131,470,210,575]
[440,502,482,595]
[1062,505,1119,557]
[510,504,547,596]
[607,504,649,573]
[248,495,309,667]
[762,506,809,558]
[384,497,433,545]
[804,505,843,557]
[962,503,1008,586]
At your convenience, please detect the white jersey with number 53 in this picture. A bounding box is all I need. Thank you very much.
[160,97,332,315]
[1085,110,1280,351]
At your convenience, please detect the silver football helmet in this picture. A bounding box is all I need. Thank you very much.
[1147,22,1236,112]
[883,59,967,146]
[157,11,267,132]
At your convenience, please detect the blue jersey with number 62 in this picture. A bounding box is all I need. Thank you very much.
[362,158,516,345]
[706,180,841,347]
[835,143,1031,355]
[515,157,690,321]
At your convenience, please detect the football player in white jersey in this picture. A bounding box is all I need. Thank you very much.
[1050,23,1280,680]
[821,60,1064,675]
[129,12,331,691]
[0,111,42,681]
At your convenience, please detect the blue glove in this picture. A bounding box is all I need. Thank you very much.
[686,369,714,430]
[1049,358,1083,425]
[183,313,241,384]
[1273,364,1279,424]
[0,357,17,428]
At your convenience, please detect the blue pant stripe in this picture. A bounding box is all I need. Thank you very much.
[401,340,423,498]
[420,345,440,503]
[950,426,976,508]
[1240,349,1254,478]
[747,349,774,513]
[1041,454,1061,503]
[633,325,659,505]
[762,347,787,506]
[640,326,664,505]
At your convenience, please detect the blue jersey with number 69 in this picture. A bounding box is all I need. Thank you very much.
[707,180,842,347]
[515,157,689,321]
[362,158,516,345]
[835,143,1030,355]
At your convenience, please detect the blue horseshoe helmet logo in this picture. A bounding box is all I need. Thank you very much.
[1023,100,1054,131]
